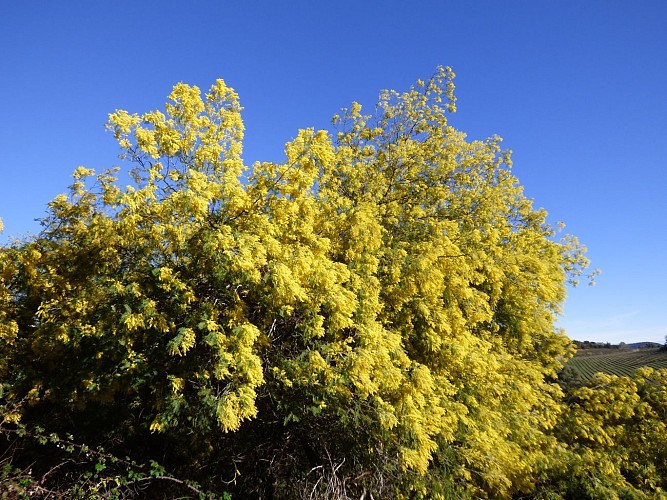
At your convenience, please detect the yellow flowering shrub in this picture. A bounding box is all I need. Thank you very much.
[0,70,597,498]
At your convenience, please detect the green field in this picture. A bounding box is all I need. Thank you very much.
[566,348,667,381]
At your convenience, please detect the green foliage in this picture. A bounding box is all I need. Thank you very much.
[0,403,220,498]
[3,68,652,499]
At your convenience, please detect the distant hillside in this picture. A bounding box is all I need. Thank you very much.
[572,339,663,350]
[627,341,663,349]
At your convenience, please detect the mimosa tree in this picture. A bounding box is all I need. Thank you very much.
[1,68,594,498]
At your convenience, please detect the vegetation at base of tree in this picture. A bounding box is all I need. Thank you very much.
[1,70,665,498]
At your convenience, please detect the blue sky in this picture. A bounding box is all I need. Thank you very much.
[1,1,665,344]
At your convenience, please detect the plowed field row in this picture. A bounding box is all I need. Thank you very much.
[567,349,667,381]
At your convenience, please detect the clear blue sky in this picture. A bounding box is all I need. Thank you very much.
[1,1,665,344]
